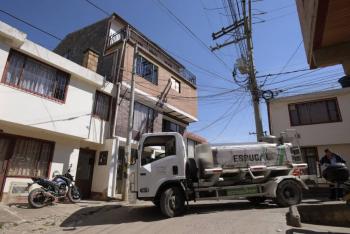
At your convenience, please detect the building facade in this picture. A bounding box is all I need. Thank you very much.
[0,12,199,202]
[268,87,350,183]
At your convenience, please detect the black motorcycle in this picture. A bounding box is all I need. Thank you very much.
[27,165,81,208]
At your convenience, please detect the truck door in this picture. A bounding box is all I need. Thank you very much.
[137,135,181,198]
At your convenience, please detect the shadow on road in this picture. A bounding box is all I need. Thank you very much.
[59,201,279,229]
[286,228,348,234]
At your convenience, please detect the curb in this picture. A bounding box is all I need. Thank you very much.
[286,205,301,227]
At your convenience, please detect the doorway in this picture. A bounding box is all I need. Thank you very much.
[301,147,319,176]
[75,149,96,199]
[0,136,12,200]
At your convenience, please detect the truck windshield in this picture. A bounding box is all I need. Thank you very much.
[141,135,176,166]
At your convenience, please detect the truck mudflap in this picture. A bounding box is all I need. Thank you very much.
[264,176,308,198]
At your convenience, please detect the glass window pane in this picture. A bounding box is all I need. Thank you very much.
[5,51,25,85]
[327,100,340,122]
[2,51,69,101]
[308,101,329,123]
[297,103,311,125]
[141,135,176,165]
[93,91,111,121]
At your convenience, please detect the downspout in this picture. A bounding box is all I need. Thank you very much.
[112,33,128,137]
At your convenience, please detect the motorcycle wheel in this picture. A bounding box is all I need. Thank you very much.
[67,186,81,203]
[28,188,47,208]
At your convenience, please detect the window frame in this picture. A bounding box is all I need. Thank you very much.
[1,49,70,103]
[136,54,158,85]
[288,98,342,126]
[162,119,185,134]
[92,90,112,121]
[133,102,155,135]
[0,132,55,179]
[140,135,177,166]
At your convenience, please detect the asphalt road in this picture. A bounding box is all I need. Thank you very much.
[57,200,289,234]
[2,200,350,234]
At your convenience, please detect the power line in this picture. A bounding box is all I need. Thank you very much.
[84,0,110,16]
[154,0,233,72]
[265,40,302,85]
[0,8,63,41]
[208,95,248,141]
[256,68,310,78]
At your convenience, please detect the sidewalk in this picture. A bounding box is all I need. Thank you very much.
[0,200,124,233]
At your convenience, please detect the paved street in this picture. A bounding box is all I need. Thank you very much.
[1,200,350,234]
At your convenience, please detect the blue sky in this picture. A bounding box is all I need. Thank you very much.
[0,0,344,143]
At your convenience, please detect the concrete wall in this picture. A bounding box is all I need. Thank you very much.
[269,88,350,146]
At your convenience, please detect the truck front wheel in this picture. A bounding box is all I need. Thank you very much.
[275,180,302,207]
[160,187,185,217]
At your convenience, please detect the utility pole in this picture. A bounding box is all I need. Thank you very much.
[243,0,264,141]
[210,0,264,141]
[122,44,138,201]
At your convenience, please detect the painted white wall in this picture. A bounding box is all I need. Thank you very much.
[0,39,112,144]
[269,88,350,146]
[0,122,82,193]
[90,138,118,197]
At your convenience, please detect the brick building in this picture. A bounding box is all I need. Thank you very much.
[54,13,199,198]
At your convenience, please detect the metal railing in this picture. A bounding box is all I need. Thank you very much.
[107,29,125,47]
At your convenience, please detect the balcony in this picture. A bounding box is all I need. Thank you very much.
[107,27,196,87]
[106,29,125,47]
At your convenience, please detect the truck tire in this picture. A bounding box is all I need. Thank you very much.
[275,180,302,207]
[247,196,266,205]
[160,187,185,218]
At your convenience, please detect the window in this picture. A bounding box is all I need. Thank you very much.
[136,55,158,84]
[93,91,112,121]
[170,77,180,93]
[141,135,176,165]
[5,137,54,177]
[133,102,154,136]
[163,119,185,134]
[288,99,341,126]
[2,50,70,102]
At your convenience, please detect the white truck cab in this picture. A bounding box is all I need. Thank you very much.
[130,132,308,217]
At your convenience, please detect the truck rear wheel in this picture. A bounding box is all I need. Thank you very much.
[275,180,302,207]
[160,187,185,218]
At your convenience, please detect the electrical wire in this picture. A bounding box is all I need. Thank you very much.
[154,0,233,72]
[0,8,63,41]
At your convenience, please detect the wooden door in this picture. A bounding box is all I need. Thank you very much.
[75,149,95,199]
[0,136,12,200]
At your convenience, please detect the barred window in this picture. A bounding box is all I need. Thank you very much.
[2,50,70,102]
[93,91,111,121]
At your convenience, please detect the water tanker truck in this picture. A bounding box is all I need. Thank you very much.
[129,132,308,217]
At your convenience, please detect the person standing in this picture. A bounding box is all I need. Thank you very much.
[320,149,347,200]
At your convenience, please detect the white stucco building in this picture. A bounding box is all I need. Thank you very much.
[268,87,350,183]
[0,21,120,202]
